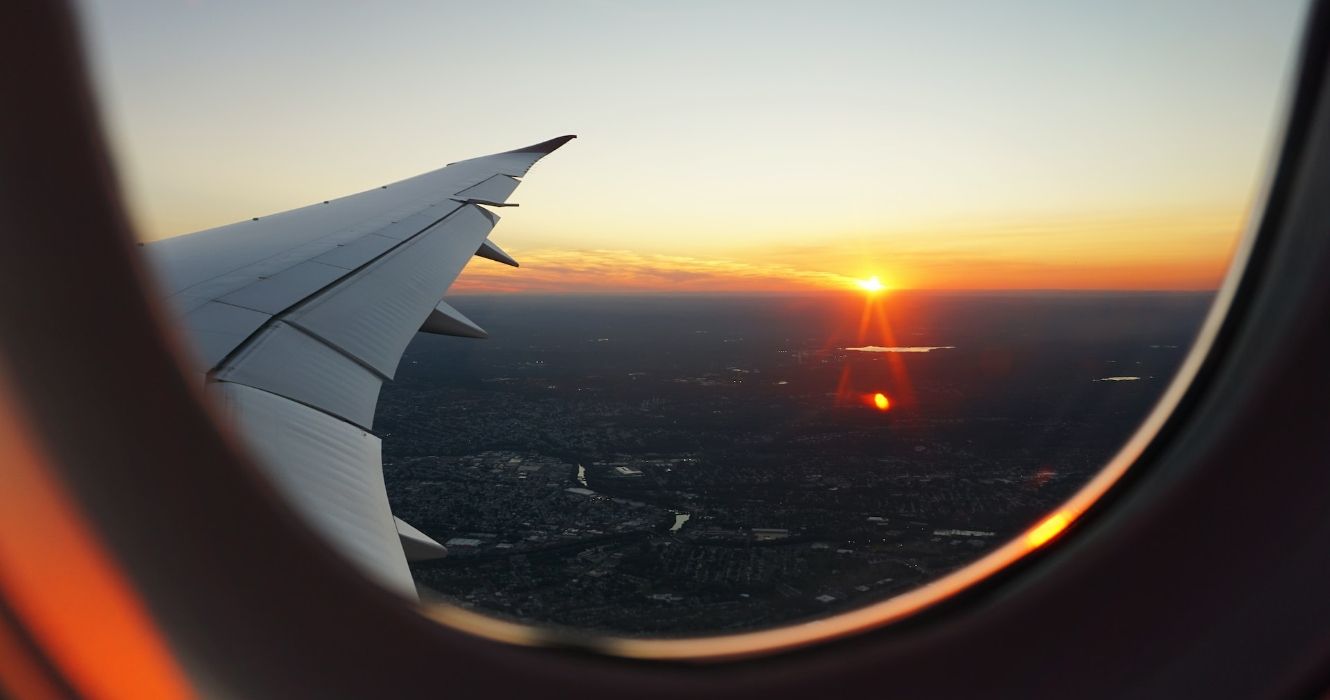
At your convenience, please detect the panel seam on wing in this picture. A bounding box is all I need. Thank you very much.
[206,203,471,377]
[213,377,383,437]
[282,320,391,381]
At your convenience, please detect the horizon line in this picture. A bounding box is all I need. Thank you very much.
[445,287,1221,297]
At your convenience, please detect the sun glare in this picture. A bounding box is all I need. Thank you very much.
[1025,511,1072,549]
[856,276,886,293]
[872,392,891,411]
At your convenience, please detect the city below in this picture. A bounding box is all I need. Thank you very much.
[376,291,1210,636]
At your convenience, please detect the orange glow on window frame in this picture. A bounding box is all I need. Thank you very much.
[1026,511,1073,549]
[0,379,192,700]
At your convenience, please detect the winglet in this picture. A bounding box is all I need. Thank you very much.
[506,134,577,155]
[420,301,488,339]
[476,239,519,267]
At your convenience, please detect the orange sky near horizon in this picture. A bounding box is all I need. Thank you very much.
[449,244,1233,294]
[453,212,1243,294]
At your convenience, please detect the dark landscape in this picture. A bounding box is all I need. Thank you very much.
[376,291,1211,636]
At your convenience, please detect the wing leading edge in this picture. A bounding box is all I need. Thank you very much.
[145,136,574,598]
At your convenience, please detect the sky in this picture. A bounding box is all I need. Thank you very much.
[77,0,1307,292]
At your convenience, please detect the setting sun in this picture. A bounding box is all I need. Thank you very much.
[857,276,887,294]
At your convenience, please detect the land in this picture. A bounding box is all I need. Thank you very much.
[377,292,1210,635]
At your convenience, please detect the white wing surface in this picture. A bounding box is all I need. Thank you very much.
[143,136,574,598]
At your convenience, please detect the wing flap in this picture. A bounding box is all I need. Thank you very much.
[217,322,384,430]
[211,382,414,598]
[284,204,496,379]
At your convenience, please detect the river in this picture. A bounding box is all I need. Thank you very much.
[577,464,690,532]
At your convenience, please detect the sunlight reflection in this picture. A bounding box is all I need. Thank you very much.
[872,392,891,411]
[1025,512,1073,549]
[832,287,916,408]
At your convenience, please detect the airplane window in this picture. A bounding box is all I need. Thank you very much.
[76,0,1307,652]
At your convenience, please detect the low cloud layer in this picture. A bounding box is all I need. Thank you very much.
[843,346,956,353]
[452,248,859,293]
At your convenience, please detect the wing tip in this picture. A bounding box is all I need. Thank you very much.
[507,134,577,155]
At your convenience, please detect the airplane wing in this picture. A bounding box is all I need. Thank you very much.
[142,136,575,599]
